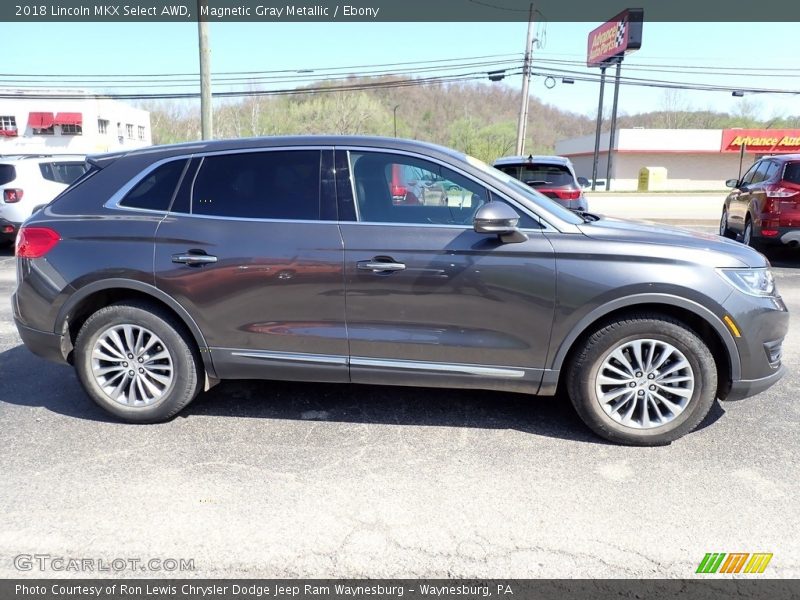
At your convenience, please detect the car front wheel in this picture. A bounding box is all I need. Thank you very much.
[719,207,736,239]
[74,301,201,423]
[567,314,717,445]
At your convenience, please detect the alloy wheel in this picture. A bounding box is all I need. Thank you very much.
[594,339,695,429]
[91,324,174,406]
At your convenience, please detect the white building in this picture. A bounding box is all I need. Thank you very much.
[0,89,151,155]
[555,128,800,191]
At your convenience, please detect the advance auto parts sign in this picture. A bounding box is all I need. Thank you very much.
[586,9,643,68]
[721,129,800,153]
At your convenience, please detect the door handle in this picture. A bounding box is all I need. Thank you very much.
[357,259,406,272]
[172,253,218,265]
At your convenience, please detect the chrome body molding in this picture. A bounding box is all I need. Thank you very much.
[349,357,526,378]
[218,348,528,379]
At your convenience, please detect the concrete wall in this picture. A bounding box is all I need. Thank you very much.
[557,128,762,191]
[0,92,151,155]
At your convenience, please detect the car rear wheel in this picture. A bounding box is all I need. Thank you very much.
[566,314,717,446]
[74,301,201,423]
[719,208,736,239]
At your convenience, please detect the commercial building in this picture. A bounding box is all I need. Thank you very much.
[555,128,800,191]
[0,89,151,155]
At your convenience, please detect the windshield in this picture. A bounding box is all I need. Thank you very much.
[465,156,584,224]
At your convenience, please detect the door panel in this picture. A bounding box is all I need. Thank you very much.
[153,149,348,382]
[340,224,556,374]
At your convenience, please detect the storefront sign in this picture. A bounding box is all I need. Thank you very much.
[586,9,643,68]
[721,129,800,153]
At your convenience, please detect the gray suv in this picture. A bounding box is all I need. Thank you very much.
[12,136,788,445]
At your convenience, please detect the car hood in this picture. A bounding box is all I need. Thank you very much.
[577,216,767,268]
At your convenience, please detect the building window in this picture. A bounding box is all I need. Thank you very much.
[126,124,134,139]
[60,124,82,136]
[137,126,145,141]
[0,115,18,136]
[34,126,55,136]
[98,119,109,134]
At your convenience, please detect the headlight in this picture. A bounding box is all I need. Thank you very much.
[718,268,777,297]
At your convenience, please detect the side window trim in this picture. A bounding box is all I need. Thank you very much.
[334,146,549,231]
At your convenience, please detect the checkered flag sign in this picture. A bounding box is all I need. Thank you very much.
[615,20,626,47]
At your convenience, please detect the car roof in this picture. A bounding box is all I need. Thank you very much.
[0,154,85,164]
[87,136,467,167]
[764,153,800,162]
[492,155,573,167]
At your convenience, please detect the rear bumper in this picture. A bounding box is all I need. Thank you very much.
[14,317,68,364]
[0,218,20,241]
[778,228,800,246]
[724,364,785,401]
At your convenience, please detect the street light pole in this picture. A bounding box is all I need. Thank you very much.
[197,0,212,140]
[393,104,400,138]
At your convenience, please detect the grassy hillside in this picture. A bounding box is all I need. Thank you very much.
[143,77,800,164]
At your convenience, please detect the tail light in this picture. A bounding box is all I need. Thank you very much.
[390,184,407,197]
[3,188,23,203]
[765,185,798,199]
[542,189,581,200]
[15,227,60,258]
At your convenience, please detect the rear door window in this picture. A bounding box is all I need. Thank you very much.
[191,150,321,220]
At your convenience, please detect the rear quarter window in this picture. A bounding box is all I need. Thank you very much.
[39,161,88,184]
[0,164,16,186]
[120,159,187,212]
[782,162,800,184]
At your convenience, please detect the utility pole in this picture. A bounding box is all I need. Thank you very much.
[198,0,212,140]
[605,58,622,191]
[515,3,535,156]
[393,104,400,138]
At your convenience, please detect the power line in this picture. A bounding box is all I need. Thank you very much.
[0,59,523,89]
[0,53,522,79]
[0,69,525,101]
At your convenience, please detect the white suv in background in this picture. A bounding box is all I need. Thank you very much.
[0,155,87,245]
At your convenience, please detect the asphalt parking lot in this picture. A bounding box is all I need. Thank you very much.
[1,232,799,579]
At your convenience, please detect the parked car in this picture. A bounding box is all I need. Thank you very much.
[0,155,87,245]
[720,154,800,248]
[493,155,588,211]
[14,136,787,445]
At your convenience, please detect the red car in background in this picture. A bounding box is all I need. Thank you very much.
[720,154,800,248]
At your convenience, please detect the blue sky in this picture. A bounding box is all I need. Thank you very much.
[5,21,800,120]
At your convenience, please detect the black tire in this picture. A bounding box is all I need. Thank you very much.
[743,216,763,250]
[719,207,736,239]
[74,301,201,423]
[566,314,717,446]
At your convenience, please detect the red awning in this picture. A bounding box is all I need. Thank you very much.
[0,129,18,137]
[54,112,82,126]
[28,112,54,129]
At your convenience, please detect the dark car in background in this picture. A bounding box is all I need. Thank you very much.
[493,154,588,211]
[720,153,800,248]
[13,136,787,445]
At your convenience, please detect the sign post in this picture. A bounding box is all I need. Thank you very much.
[587,8,643,191]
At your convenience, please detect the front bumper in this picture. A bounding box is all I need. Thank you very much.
[725,364,785,401]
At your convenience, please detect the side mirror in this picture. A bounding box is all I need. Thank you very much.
[577,176,590,188]
[725,179,740,189]
[473,202,528,243]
